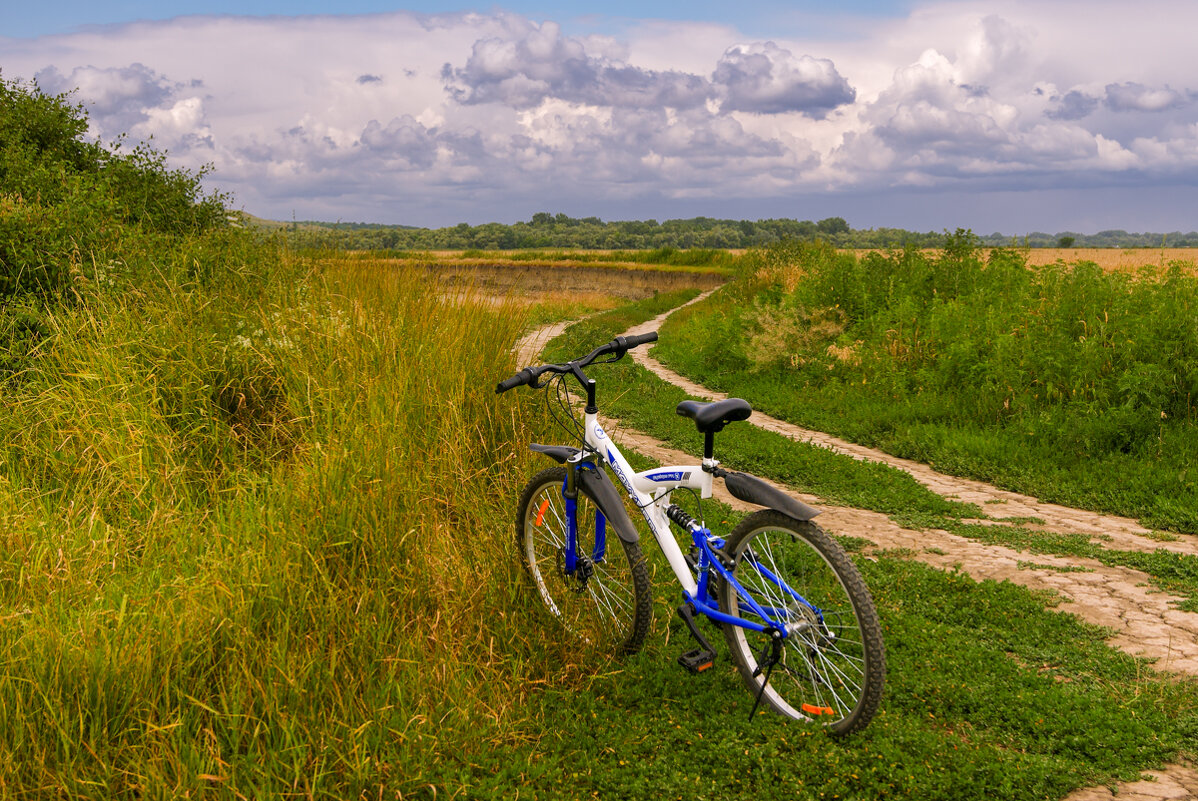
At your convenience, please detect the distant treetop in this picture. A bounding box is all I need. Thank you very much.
[276,212,1198,252]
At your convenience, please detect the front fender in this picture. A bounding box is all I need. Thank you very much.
[577,468,640,544]
[529,444,639,544]
[529,443,580,463]
[721,470,821,521]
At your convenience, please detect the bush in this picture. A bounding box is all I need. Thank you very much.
[0,73,230,299]
[657,236,1198,529]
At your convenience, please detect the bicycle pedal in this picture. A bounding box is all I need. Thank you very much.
[678,649,717,674]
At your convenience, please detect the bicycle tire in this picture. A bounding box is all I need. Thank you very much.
[719,510,885,735]
[516,466,653,655]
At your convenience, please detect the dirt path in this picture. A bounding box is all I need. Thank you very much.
[514,319,575,366]
[518,303,1198,674]
[625,295,1198,559]
[516,307,1198,799]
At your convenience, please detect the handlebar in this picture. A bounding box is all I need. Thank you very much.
[496,331,658,394]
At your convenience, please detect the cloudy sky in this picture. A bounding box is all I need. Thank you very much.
[4,1,1198,233]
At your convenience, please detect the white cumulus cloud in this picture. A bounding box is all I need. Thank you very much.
[3,1,1198,231]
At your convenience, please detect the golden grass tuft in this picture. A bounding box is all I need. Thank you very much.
[0,249,605,796]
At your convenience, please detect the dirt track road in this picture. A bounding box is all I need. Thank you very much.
[514,297,1197,799]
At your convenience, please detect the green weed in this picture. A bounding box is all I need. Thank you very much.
[523,296,1198,799]
[657,238,1198,532]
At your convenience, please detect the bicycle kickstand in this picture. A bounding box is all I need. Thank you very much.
[748,629,785,721]
[676,602,718,674]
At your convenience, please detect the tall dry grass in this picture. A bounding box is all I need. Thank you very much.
[1023,247,1198,273]
[0,251,583,796]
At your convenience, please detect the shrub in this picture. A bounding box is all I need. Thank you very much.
[0,73,230,299]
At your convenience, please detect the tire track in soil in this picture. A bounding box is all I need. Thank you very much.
[514,305,1198,800]
[615,291,1198,676]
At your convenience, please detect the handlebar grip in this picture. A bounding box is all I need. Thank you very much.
[622,331,658,349]
[496,367,534,394]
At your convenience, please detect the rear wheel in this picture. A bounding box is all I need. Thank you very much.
[517,466,652,655]
[719,510,885,735]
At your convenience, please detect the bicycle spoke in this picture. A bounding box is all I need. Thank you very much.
[588,581,625,627]
[721,516,884,733]
[518,470,649,655]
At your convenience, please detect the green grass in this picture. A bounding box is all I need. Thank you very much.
[515,294,1198,799]
[0,246,600,796]
[506,558,1197,800]
[653,238,1198,533]
[3,254,1196,798]
[547,291,1198,609]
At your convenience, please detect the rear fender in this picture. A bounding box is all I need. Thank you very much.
[721,470,821,521]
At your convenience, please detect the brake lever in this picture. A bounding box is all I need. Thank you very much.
[597,349,627,364]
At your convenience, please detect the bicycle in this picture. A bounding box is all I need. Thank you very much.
[497,332,885,735]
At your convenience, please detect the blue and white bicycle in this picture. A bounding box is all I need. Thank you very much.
[497,332,885,735]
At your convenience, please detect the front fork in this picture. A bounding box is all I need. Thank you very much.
[562,456,607,575]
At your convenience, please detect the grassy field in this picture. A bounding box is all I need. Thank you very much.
[353,251,727,327]
[0,248,594,795]
[5,249,1198,798]
[8,73,1198,799]
[9,243,1196,798]
[656,238,1198,533]
[529,297,1198,801]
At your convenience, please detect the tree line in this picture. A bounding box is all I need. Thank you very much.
[273,212,1198,251]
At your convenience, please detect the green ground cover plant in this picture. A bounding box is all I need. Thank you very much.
[528,299,1198,799]
[654,237,1198,533]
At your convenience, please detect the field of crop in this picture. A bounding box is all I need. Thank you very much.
[1024,247,1198,272]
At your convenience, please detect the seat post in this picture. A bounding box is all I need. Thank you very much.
[704,431,715,460]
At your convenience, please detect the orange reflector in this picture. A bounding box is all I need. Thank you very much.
[535,499,550,527]
[801,703,836,716]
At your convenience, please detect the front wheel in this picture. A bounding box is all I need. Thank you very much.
[719,510,885,735]
[516,466,653,655]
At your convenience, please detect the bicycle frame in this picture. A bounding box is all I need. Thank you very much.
[575,409,817,638]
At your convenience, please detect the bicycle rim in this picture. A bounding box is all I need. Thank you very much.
[721,512,884,734]
[518,468,650,654]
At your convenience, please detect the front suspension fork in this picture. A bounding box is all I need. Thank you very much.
[562,458,607,575]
